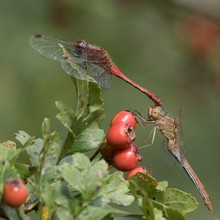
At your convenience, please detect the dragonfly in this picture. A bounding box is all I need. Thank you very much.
[29,34,162,106]
[145,105,213,212]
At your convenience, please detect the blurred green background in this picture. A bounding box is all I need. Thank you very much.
[1,0,220,219]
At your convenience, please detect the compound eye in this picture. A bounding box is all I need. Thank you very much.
[152,111,157,118]
[151,107,161,119]
[147,107,153,117]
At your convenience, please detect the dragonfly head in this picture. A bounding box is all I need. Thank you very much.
[147,106,162,120]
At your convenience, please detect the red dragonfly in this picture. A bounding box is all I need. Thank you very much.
[29,34,162,106]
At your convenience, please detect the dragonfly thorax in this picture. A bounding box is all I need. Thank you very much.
[74,40,89,55]
[74,40,112,69]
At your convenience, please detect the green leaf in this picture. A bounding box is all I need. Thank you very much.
[40,185,55,219]
[15,130,31,145]
[53,182,72,220]
[56,101,76,134]
[40,181,72,219]
[66,122,105,154]
[76,205,129,220]
[0,141,21,163]
[62,164,84,190]
[40,164,60,187]
[88,82,104,113]
[151,188,198,215]
[54,207,73,220]
[26,138,43,167]
[98,171,134,206]
[84,159,109,198]
[76,206,112,220]
[70,109,104,137]
[74,81,104,120]
[42,118,62,167]
[162,208,185,220]
[153,208,166,220]
[62,154,108,199]
[14,163,36,180]
[100,205,132,216]
[114,215,145,220]
[70,152,91,169]
[61,153,134,214]
[156,181,168,191]
[0,204,21,220]
[129,172,198,219]
[137,191,154,220]
[129,172,158,196]
[58,82,105,158]
[74,79,90,119]
[60,152,91,170]
[0,162,19,194]
[39,163,118,220]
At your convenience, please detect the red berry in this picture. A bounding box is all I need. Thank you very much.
[125,166,150,180]
[100,144,116,162]
[3,179,28,208]
[113,144,141,171]
[110,110,137,128]
[106,122,136,149]
[131,144,142,162]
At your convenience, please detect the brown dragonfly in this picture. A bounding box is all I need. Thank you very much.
[144,105,213,212]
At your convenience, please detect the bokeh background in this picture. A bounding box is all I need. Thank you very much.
[1,0,220,219]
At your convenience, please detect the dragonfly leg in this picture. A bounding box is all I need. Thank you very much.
[139,126,157,148]
[134,110,146,127]
[134,110,155,127]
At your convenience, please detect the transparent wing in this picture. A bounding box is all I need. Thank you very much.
[61,57,89,81]
[87,63,112,88]
[161,136,187,167]
[61,57,112,88]
[29,34,77,62]
[30,34,112,87]
[161,140,178,167]
[174,110,187,165]
[175,107,183,136]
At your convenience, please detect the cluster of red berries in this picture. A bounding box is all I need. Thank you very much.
[101,110,149,179]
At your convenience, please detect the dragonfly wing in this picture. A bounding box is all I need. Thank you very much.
[61,55,112,88]
[29,35,76,62]
[86,64,112,88]
[30,35,112,87]
[61,58,89,81]
[161,137,187,167]
[168,138,187,167]
[175,107,183,136]
[161,140,178,167]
